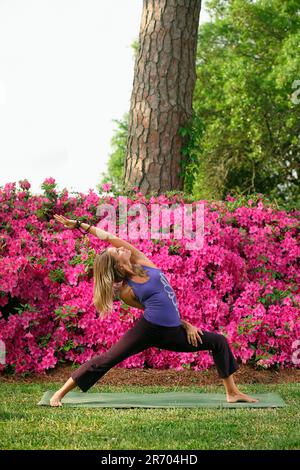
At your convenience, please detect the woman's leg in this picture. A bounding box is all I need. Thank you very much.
[153,325,258,403]
[50,316,156,406]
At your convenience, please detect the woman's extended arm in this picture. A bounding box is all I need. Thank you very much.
[92,225,149,262]
[53,214,150,263]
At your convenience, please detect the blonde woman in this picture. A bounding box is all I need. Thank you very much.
[49,214,258,406]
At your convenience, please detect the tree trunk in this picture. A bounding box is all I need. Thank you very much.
[124,0,202,195]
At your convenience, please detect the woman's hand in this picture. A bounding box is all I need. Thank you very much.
[185,323,204,347]
[0,238,6,254]
[54,214,77,229]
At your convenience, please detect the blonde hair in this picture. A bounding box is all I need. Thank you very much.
[93,248,147,318]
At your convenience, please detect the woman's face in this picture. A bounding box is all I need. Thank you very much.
[107,246,132,266]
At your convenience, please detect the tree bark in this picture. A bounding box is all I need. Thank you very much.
[124,0,202,195]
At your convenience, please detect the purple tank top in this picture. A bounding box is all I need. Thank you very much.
[126,264,182,327]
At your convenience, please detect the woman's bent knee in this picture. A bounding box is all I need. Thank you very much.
[214,333,228,349]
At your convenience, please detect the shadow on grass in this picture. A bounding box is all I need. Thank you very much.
[0,411,27,420]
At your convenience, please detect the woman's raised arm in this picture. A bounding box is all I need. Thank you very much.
[53,214,150,264]
[93,226,149,262]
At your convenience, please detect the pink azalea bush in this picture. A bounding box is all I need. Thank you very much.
[0,178,299,376]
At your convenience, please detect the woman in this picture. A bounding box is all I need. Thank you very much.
[50,214,258,406]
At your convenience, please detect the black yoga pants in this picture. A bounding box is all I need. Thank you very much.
[71,316,240,392]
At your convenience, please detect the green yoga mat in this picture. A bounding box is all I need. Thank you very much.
[38,391,286,408]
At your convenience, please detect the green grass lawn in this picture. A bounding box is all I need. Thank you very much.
[0,382,299,450]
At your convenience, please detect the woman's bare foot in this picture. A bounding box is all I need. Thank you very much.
[226,391,259,403]
[50,391,63,407]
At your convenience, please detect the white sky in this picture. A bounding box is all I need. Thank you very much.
[0,0,210,195]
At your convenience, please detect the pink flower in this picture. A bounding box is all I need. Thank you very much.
[19,179,31,191]
[102,182,112,192]
[42,177,56,186]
